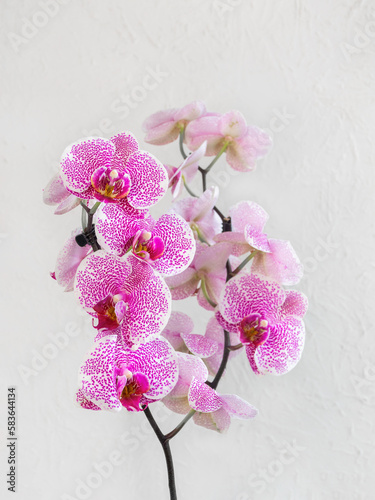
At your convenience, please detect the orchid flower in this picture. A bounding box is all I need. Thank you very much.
[217,272,307,375]
[95,204,196,277]
[77,335,178,412]
[143,101,206,145]
[215,200,303,285]
[74,251,171,346]
[60,132,168,210]
[185,110,272,172]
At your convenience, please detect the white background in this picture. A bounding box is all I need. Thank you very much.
[1,1,375,499]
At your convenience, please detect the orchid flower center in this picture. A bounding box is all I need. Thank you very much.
[239,313,270,347]
[116,367,150,412]
[91,166,131,201]
[132,229,165,262]
[92,292,128,331]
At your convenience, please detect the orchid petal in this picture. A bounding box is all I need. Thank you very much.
[188,377,222,412]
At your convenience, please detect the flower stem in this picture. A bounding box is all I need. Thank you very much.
[204,142,228,174]
[144,407,177,500]
[207,330,230,390]
[179,130,187,159]
[230,251,258,278]
[182,176,198,198]
[164,409,196,440]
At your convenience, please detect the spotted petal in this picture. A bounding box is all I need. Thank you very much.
[181,333,218,358]
[220,394,258,419]
[188,377,222,412]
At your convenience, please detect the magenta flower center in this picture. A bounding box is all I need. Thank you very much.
[91,166,131,201]
[239,313,270,347]
[132,230,165,262]
[116,367,150,412]
[92,292,128,331]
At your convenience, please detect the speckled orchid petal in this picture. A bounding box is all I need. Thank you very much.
[244,226,271,253]
[76,389,102,411]
[162,396,191,414]
[55,228,92,292]
[214,311,239,335]
[180,333,218,358]
[78,335,122,411]
[252,238,303,286]
[125,151,168,209]
[230,201,269,233]
[204,317,241,376]
[43,173,70,205]
[110,131,139,163]
[220,394,258,419]
[123,338,179,401]
[60,137,116,195]
[95,202,151,256]
[219,272,285,326]
[254,316,305,375]
[164,352,208,399]
[188,377,222,413]
[195,242,233,273]
[245,343,261,374]
[281,290,308,319]
[226,126,272,172]
[164,268,199,300]
[161,311,194,351]
[150,212,196,277]
[55,194,81,215]
[193,407,231,432]
[118,256,172,345]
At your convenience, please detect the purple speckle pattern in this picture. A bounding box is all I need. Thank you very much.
[77,335,178,412]
[180,333,218,358]
[110,131,139,163]
[230,200,269,233]
[74,252,171,345]
[218,272,307,375]
[126,151,168,209]
[188,377,222,413]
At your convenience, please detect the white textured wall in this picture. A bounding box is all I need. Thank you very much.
[1,1,374,499]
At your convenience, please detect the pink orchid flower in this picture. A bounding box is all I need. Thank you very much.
[143,101,206,145]
[217,272,307,376]
[188,377,258,433]
[43,172,81,215]
[95,204,196,277]
[215,200,303,286]
[172,186,222,244]
[76,335,178,412]
[74,251,171,346]
[60,132,168,210]
[165,141,207,199]
[165,241,233,311]
[52,228,92,292]
[185,110,272,172]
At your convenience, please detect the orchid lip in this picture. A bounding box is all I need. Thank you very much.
[91,166,131,201]
[116,367,150,412]
[239,313,270,347]
[132,229,165,262]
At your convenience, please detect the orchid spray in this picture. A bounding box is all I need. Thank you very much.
[44,101,307,500]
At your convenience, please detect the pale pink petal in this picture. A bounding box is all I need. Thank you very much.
[191,186,219,222]
[254,317,305,375]
[55,228,91,292]
[185,115,223,155]
[151,212,196,277]
[281,290,308,319]
[78,335,122,411]
[143,109,179,145]
[219,110,247,138]
[226,126,272,172]
[143,108,178,132]
[252,238,303,286]
[165,267,199,300]
[181,333,218,358]
[125,151,168,209]
[60,137,116,194]
[43,173,70,205]
[218,273,285,326]
[213,232,249,257]
[162,395,191,414]
[244,226,271,253]
[204,317,241,376]
[161,312,194,351]
[125,338,178,401]
[230,200,269,233]
[188,378,222,412]
[220,394,258,419]
[193,407,231,432]
[197,273,226,311]
[54,194,81,215]
[195,242,233,273]
[173,101,206,122]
